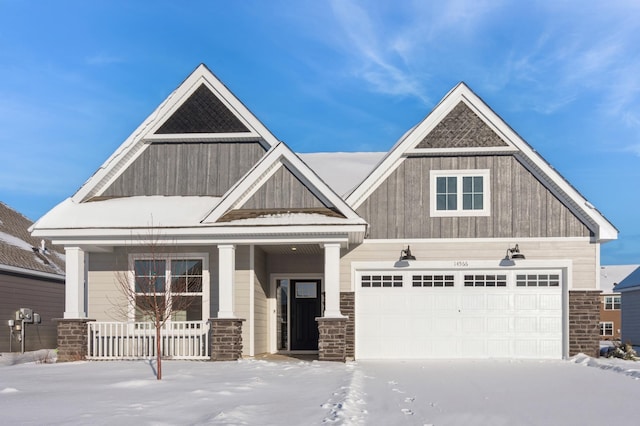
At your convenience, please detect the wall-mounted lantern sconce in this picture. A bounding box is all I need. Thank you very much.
[395,246,416,268]
[500,244,525,267]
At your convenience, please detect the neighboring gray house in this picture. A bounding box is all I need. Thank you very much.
[31,64,617,362]
[612,266,640,345]
[0,202,65,352]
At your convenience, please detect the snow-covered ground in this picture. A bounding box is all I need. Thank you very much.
[1,351,639,425]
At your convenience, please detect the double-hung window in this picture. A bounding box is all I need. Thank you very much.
[599,322,614,336]
[132,255,207,322]
[430,169,490,216]
[604,295,621,310]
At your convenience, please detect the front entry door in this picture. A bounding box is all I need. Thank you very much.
[290,280,321,350]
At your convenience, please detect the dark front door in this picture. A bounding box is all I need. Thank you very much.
[290,279,321,350]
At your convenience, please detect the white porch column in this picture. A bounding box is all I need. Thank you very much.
[64,246,87,319]
[323,243,345,318]
[217,244,236,318]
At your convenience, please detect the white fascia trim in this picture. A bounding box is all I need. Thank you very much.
[362,236,592,244]
[406,146,518,156]
[0,264,65,281]
[144,133,262,143]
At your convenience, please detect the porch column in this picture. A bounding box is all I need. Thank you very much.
[217,244,236,318]
[64,246,87,319]
[323,243,344,318]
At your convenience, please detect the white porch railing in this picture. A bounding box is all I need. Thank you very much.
[87,321,210,360]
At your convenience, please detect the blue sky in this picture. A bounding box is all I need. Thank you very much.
[0,1,638,265]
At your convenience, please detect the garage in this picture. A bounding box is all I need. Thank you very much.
[355,269,564,359]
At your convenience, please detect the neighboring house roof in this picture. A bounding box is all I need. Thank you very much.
[601,265,640,293]
[0,202,64,279]
[345,82,618,243]
[613,265,640,291]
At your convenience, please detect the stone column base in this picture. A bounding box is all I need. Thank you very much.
[210,318,245,361]
[569,290,601,357]
[317,317,347,362]
[55,318,94,362]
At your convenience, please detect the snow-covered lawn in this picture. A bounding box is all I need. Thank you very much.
[1,351,639,425]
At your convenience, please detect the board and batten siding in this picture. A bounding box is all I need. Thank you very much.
[101,142,266,197]
[240,165,326,210]
[356,155,591,240]
[339,240,597,292]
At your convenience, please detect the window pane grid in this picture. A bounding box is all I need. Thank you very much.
[361,275,403,288]
[464,274,507,287]
[516,274,560,287]
[604,296,621,310]
[412,274,455,287]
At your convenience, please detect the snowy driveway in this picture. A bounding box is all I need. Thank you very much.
[1,355,639,425]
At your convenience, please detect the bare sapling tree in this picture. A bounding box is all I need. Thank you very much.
[114,230,200,380]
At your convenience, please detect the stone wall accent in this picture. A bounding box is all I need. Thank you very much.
[55,319,94,362]
[210,318,244,361]
[317,317,347,362]
[340,292,355,360]
[569,290,601,357]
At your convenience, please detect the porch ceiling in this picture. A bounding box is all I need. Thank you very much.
[258,244,322,255]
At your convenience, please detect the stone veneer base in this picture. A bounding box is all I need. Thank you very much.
[569,290,601,357]
[55,318,94,362]
[316,317,347,362]
[210,318,245,361]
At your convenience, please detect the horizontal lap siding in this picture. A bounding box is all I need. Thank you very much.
[357,155,591,240]
[340,240,597,292]
[88,246,219,321]
[254,247,268,355]
[0,272,64,352]
[621,290,640,345]
[101,142,265,197]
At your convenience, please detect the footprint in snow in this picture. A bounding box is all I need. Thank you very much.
[404,397,415,403]
[401,408,414,416]
[392,388,405,394]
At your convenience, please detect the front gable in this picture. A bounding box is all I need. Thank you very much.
[348,82,617,242]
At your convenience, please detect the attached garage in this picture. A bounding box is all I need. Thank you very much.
[355,268,565,359]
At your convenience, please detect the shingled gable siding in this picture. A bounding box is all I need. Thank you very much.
[357,155,591,239]
[101,142,265,197]
[240,165,327,210]
[417,102,509,149]
[156,84,249,134]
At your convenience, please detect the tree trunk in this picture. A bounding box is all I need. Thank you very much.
[156,324,162,380]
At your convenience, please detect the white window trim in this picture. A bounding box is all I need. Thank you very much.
[128,252,210,322]
[604,295,621,310]
[599,321,614,336]
[430,169,490,217]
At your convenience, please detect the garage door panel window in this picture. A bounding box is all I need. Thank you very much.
[412,274,455,287]
[464,274,507,287]
[516,274,560,287]
[361,275,403,288]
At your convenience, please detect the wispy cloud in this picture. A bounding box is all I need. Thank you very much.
[327,0,429,103]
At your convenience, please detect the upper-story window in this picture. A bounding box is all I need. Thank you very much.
[430,170,490,217]
[604,295,621,310]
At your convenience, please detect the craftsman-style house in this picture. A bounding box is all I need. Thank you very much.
[31,64,616,361]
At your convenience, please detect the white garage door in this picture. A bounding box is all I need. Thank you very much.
[355,270,563,359]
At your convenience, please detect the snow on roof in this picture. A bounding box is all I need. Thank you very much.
[298,152,386,197]
[34,196,222,229]
[221,212,357,226]
[601,264,640,293]
[612,265,640,291]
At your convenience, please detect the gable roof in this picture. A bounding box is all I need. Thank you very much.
[202,142,367,226]
[72,64,281,203]
[346,82,618,242]
[601,264,640,293]
[613,265,640,291]
[0,202,64,279]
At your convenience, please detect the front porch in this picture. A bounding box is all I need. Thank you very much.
[57,241,357,363]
